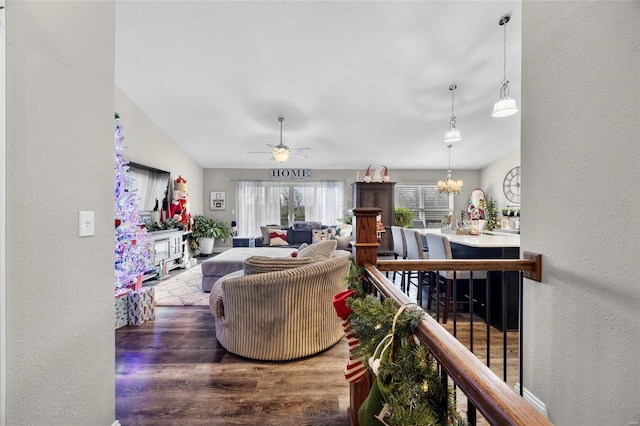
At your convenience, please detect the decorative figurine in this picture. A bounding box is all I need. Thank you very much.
[170,175,193,230]
[363,165,372,183]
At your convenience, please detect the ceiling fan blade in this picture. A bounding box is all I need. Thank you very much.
[291,147,311,153]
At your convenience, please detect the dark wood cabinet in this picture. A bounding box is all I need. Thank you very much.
[352,182,395,255]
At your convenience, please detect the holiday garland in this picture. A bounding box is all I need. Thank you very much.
[344,260,463,425]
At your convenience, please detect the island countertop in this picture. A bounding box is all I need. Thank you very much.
[417,228,520,248]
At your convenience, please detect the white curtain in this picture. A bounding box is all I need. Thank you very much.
[236,180,345,235]
[304,180,344,226]
[236,180,281,236]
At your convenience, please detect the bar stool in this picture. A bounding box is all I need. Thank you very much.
[402,228,429,305]
[390,226,407,291]
[425,233,486,323]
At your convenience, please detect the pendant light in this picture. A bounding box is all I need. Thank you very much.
[492,14,518,118]
[444,84,461,143]
[437,144,463,195]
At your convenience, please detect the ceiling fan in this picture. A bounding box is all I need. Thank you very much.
[247,117,311,162]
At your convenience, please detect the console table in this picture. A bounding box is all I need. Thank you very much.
[143,229,186,280]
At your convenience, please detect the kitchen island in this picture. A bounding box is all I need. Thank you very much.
[419,229,520,331]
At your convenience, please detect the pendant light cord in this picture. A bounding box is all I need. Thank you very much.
[451,88,455,118]
[502,22,507,83]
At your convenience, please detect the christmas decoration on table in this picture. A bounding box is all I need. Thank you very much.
[114,113,153,293]
[485,198,498,231]
[467,188,487,220]
[343,261,461,426]
[382,166,390,183]
[170,175,193,231]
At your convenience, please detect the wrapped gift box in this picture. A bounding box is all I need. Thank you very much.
[127,286,156,326]
[115,291,131,329]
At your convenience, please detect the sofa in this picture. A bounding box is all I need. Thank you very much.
[209,242,351,361]
[256,221,352,249]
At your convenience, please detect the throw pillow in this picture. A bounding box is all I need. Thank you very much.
[243,256,313,275]
[332,235,351,251]
[269,229,289,246]
[260,226,271,245]
[312,229,330,243]
[298,239,337,261]
[336,223,353,239]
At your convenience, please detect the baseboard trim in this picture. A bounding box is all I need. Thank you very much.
[514,383,548,418]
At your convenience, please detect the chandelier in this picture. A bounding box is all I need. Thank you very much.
[492,14,518,117]
[437,144,463,195]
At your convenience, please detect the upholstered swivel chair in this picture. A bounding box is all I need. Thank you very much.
[402,228,429,304]
[425,233,486,323]
[390,226,407,290]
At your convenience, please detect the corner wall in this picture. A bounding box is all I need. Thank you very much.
[6,2,116,424]
[522,2,639,424]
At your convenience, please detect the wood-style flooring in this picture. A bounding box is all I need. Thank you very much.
[116,306,351,426]
[116,277,520,426]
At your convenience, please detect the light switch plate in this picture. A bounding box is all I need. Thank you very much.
[79,211,94,237]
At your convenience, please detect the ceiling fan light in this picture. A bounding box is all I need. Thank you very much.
[273,148,291,162]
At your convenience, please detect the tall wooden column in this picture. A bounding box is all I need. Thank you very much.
[347,207,381,426]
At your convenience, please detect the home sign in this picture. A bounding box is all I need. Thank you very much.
[270,169,312,180]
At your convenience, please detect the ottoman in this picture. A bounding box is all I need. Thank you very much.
[200,247,296,292]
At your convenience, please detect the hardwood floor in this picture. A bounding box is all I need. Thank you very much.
[116,279,520,425]
[116,306,351,426]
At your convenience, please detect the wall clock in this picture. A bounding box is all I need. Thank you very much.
[503,166,521,204]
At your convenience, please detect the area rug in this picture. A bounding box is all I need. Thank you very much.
[150,264,209,306]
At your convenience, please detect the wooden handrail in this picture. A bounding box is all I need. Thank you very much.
[364,264,552,426]
[378,258,532,271]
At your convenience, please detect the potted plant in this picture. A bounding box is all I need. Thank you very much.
[394,207,413,228]
[190,215,233,255]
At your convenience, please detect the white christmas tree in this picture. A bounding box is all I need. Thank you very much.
[114,113,152,293]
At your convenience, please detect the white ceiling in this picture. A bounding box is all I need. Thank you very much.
[115,1,521,171]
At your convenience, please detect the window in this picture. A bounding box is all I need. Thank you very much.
[395,183,450,227]
[236,180,344,236]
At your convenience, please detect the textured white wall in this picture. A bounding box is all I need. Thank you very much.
[522,2,639,424]
[115,87,204,215]
[480,148,520,212]
[6,2,116,424]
